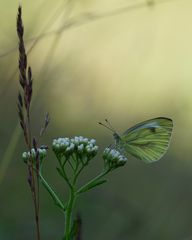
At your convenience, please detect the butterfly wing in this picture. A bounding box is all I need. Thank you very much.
[116,117,173,163]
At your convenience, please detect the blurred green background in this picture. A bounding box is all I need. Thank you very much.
[1,0,192,239]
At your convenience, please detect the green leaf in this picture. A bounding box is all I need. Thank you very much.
[39,174,66,212]
[77,179,107,194]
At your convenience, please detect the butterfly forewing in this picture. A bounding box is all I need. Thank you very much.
[117,117,173,163]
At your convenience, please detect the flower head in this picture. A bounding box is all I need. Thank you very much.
[103,147,127,170]
[52,136,98,163]
[22,147,47,163]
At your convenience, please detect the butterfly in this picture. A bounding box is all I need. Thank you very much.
[99,117,173,163]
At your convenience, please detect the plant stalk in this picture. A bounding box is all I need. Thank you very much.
[64,187,76,240]
[76,170,109,195]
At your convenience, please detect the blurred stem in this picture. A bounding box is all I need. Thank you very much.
[27,111,41,240]
[0,0,167,60]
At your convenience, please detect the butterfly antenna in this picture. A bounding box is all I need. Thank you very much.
[98,122,115,133]
[105,119,116,132]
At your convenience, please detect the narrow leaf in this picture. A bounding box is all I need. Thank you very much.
[77,179,107,194]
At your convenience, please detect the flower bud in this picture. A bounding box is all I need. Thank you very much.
[22,147,47,164]
[103,147,127,170]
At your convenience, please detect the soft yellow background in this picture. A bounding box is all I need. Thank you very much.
[0,0,192,239]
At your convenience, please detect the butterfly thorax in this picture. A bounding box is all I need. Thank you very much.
[113,133,121,144]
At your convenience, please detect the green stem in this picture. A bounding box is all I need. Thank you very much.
[76,169,109,195]
[39,173,65,212]
[64,187,76,240]
[73,164,84,185]
[57,156,73,189]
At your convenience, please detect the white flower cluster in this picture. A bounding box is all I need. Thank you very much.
[52,136,98,159]
[22,148,47,162]
[103,148,127,169]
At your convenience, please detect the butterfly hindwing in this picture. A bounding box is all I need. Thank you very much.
[116,117,173,163]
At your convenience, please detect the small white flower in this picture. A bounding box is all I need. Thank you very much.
[90,139,96,145]
[66,147,71,152]
[74,136,79,141]
[85,146,91,153]
[92,146,98,152]
[69,143,75,150]
[84,138,88,142]
[79,136,84,141]
[89,145,93,149]
[22,152,28,159]
[78,144,84,153]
